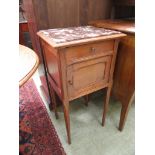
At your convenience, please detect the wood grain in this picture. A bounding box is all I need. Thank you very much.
[89,19,135,34]
[67,56,112,100]
[46,0,79,28]
[23,0,41,58]
[33,0,49,29]
[113,0,135,6]
[19,45,39,87]
[65,40,114,65]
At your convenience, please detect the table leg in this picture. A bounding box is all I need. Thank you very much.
[119,93,134,131]
[63,101,71,144]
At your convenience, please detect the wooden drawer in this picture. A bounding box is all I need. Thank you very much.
[65,40,114,65]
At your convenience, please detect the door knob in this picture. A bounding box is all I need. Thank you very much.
[68,80,73,85]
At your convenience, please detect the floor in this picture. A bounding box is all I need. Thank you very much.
[33,70,135,155]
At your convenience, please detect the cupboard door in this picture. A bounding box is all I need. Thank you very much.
[67,56,112,100]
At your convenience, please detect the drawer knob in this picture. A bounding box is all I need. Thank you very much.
[68,80,73,85]
[90,47,96,53]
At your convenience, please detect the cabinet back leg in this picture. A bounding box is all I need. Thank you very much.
[49,83,59,119]
[83,95,89,106]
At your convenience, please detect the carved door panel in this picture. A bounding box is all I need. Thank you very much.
[67,56,112,100]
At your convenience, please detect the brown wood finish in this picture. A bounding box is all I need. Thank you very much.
[113,5,135,19]
[113,34,135,131]
[111,0,135,19]
[46,0,79,28]
[83,95,89,106]
[67,56,112,100]
[89,19,135,34]
[79,0,112,25]
[19,22,28,45]
[38,31,126,144]
[102,83,113,126]
[113,0,135,6]
[119,92,134,131]
[65,40,114,65]
[39,38,55,108]
[102,39,119,126]
[19,44,39,87]
[49,82,59,119]
[90,19,135,131]
[23,0,41,58]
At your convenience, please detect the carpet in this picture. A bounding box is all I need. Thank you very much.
[19,79,66,155]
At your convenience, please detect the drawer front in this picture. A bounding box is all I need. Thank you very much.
[65,40,114,65]
[67,56,112,100]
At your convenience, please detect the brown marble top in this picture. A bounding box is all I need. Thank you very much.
[40,26,121,44]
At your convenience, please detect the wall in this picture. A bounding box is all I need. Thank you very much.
[32,0,113,29]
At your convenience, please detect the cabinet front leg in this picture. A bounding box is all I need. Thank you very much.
[63,101,71,144]
[102,84,112,126]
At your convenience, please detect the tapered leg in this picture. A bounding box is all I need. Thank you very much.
[49,84,59,119]
[83,95,89,106]
[63,101,71,144]
[119,93,134,131]
[102,85,112,126]
[119,104,130,131]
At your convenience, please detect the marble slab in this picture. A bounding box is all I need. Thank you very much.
[40,26,121,44]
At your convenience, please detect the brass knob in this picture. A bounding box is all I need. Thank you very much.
[68,80,73,85]
[90,47,96,53]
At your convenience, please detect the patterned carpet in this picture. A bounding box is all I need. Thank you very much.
[19,80,66,155]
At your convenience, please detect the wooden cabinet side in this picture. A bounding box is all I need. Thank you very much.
[112,34,135,103]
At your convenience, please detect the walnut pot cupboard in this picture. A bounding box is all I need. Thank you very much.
[37,27,126,144]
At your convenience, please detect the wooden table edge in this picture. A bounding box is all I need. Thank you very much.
[19,47,39,87]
